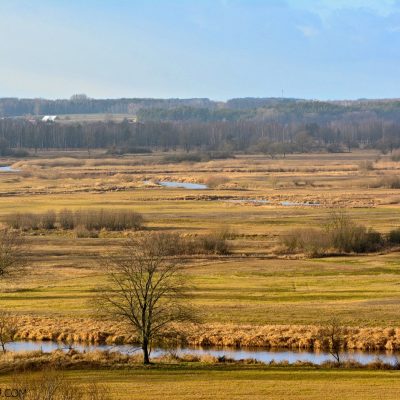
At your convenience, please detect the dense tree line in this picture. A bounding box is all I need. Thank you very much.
[0,117,399,154]
[2,96,400,125]
[0,96,214,117]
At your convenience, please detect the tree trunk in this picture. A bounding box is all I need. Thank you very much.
[142,340,150,364]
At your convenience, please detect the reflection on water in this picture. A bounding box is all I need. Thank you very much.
[227,199,269,205]
[281,201,320,206]
[6,341,399,365]
[144,180,208,189]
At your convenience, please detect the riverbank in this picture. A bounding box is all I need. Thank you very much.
[0,353,400,400]
[12,317,400,351]
[0,348,399,373]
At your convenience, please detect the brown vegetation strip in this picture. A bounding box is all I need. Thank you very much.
[13,317,400,351]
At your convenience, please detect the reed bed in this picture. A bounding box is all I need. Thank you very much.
[10,317,400,351]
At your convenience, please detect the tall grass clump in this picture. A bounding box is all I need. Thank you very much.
[388,228,400,245]
[5,209,144,232]
[282,228,330,257]
[371,175,400,189]
[282,212,384,256]
[59,208,75,230]
[144,231,231,256]
[6,213,41,231]
[358,160,374,172]
[73,209,143,231]
[39,210,57,229]
[326,212,383,253]
[203,175,231,188]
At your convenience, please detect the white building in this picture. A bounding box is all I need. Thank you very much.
[42,115,57,122]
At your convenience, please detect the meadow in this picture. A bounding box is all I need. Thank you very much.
[0,150,400,396]
[1,151,400,326]
[0,364,399,400]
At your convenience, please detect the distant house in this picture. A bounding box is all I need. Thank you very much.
[42,115,57,122]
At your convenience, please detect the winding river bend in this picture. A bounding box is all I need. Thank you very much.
[5,341,399,365]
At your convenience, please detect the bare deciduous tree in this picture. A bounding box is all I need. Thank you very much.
[99,233,193,364]
[318,317,345,364]
[0,310,18,353]
[0,230,27,352]
[0,229,27,278]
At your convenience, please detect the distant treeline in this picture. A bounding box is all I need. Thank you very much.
[0,95,215,117]
[0,117,400,154]
[2,96,400,123]
[1,96,400,154]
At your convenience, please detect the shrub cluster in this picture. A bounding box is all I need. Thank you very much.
[163,151,234,164]
[106,145,152,155]
[358,160,374,172]
[153,230,231,256]
[282,212,395,257]
[370,176,400,189]
[203,175,231,188]
[6,209,144,232]
[391,149,400,162]
[5,210,57,230]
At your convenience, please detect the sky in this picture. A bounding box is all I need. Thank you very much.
[0,0,399,100]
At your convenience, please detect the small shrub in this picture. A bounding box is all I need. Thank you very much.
[204,175,230,188]
[199,232,230,255]
[282,228,330,257]
[59,209,75,230]
[74,225,99,238]
[74,209,143,231]
[106,146,152,155]
[387,228,400,245]
[282,213,384,255]
[326,212,383,253]
[163,151,234,164]
[11,149,30,158]
[358,160,374,172]
[391,149,400,162]
[146,231,230,256]
[163,153,202,163]
[371,176,400,189]
[39,210,56,229]
[5,212,40,231]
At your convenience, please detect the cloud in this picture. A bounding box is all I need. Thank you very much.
[297,25,319,37]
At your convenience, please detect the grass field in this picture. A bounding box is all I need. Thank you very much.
[0,151,399,342]
[0,365,399,400]
[1,150,400,397]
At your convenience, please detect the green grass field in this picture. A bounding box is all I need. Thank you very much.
[0,366,399,400]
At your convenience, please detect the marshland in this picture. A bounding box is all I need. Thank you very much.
[0,153,399,319]
[0,136,400,397]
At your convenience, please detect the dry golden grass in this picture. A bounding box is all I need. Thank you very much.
[1,150,400,349]
[0,365,400,400]
[8,317,400,351]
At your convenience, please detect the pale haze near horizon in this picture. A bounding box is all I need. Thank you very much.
[0,0,399,100]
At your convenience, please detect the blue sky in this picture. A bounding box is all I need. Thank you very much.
[0,0,399,100]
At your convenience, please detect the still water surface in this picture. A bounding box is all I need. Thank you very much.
[6,341,399,365]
